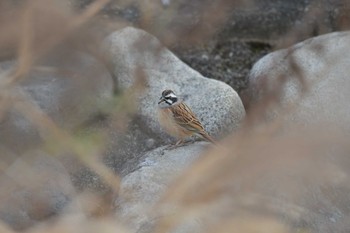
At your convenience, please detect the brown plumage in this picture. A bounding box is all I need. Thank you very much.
[158,89,216,147]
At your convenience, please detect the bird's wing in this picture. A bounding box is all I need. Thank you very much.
[171,102,205,132]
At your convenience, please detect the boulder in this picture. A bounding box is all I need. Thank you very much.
[0,151,77,230]
[0,52,114,154]
[103,27,245,142]
[246,31,350,129]
[115,142,209,233]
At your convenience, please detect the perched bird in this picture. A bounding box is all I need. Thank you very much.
[157,89,216,148]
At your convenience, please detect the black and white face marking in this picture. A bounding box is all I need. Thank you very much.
[158,89,178,106]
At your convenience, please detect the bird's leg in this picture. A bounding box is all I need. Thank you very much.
[166,139,185,150]
[175,139,186,147]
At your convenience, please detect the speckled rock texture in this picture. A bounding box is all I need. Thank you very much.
[103,27,245,141]
[246,31,350,129]
[115,142,209,233]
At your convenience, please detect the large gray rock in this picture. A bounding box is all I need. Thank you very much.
[115,142,209,233]
[0,52,114,154]
[0,151,77,230]
[246,31,350,128]
[103,27,245,141]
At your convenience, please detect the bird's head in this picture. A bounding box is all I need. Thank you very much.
[158,89,178,106]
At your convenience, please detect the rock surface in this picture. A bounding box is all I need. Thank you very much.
[0,151,77,230]
[115,142,210,233]
[0,51,114,229]
[173,40,271,93]
[246,31,350,129]
[103,27,245,142]
[0,52,114,154]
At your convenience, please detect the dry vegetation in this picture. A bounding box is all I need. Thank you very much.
[0,0,350,232]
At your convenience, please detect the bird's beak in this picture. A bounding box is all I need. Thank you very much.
[158,97,165,104]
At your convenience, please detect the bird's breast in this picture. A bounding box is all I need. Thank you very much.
[157,107,191,138]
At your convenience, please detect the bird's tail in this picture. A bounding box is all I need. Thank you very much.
[198,131,217,145]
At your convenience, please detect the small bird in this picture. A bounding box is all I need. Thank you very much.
[157,89,216,148]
